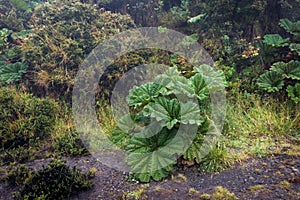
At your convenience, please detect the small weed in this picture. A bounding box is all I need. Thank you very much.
[172,173,187,183]
[177,173,187,182]
[89,167,97,177]
[274,171,284,177]
[188,187,199,194]
[248,185,265,192]
[279,180,291,189]
[200,143,233,173]
[122,184,149,200]
[211,186,238,200]
[200,193,211,199]
[154,186,162,192]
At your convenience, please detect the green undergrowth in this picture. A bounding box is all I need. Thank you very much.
[225,92,300,160]
[0,86,88,165]
[4,159,93,200]
[0,86,58,164]
[52,105,89,157]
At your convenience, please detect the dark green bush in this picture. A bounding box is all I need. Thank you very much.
[0,87,58,149]
[53,128,89,157]
[6,159,93,200]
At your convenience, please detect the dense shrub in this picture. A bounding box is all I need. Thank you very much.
[6,159,93,199]
[52,127,89,156]
[0,87,58,149]
[21,1,136,97]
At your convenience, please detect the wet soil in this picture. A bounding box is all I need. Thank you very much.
[0,154,299,200]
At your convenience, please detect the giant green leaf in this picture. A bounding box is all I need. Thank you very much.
[132,120,163,139]
[183,133,204,163]
[287,83,300,104]
[127,152,174,182]
[190,73,209,100]
[289,43,300,56]
[283,60,300,80]
[126,128,178,153]
[148,97,180,129]
[164,75,195,98]
[257,71,284,92]
[263,34,290,47]
[270,61,300,80]
[127,83,163,108]
[117,114,137,134]
[154,66,194,98]
[279,18,300,36]
[180,101,203,125]
[126,128,181,182]
[108,127,130,148]
[154,66,181,88]
[148,97,202,129]
[0,62,28,85]
[193,64,226,90]
[183,118,209,163]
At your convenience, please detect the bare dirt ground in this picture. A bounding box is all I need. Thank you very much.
[1,154,299,200]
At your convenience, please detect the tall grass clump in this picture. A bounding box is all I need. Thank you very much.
[226,92,300,158]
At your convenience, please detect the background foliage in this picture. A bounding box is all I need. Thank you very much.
[0,0,299,197]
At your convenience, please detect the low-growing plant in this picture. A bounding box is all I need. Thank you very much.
[109,64,226,182]
[0,27,31,85]
[5,164,32,186]
[122,184,149,200]
[0,0,33,31]
[287,83,300,104]
[0,87,60,164]
[210,186,238,200]
[6,159,93,199]
[0,87,58,149]
[0,28,11,54]
[53,127,89,157]
[199,143,233,173]
[0,146,39,164]
[248,185,265,192]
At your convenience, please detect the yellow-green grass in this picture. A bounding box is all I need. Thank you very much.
[225,92,300,160]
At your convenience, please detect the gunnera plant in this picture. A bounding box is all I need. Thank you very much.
[257,18,300,103]
[109,64,226,182]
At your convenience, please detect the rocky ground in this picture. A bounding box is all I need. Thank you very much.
[1,154,299,200]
